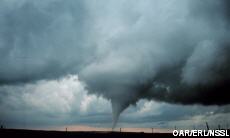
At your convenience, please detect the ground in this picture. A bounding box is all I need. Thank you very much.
[0,129,173,138]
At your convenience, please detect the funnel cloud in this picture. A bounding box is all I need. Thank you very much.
[0,0,230,128]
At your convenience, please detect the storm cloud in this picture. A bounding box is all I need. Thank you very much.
[0,0,230,128]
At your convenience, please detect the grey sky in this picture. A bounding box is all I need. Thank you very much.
[0,0,230,129]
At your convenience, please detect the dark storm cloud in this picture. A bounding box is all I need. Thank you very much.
[0,0,230,128]
[78,0,230,127]
[0,0,93,84]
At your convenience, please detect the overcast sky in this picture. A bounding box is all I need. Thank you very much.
[0,0,230,130]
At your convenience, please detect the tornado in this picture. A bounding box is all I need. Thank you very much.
[0,0,230,128]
